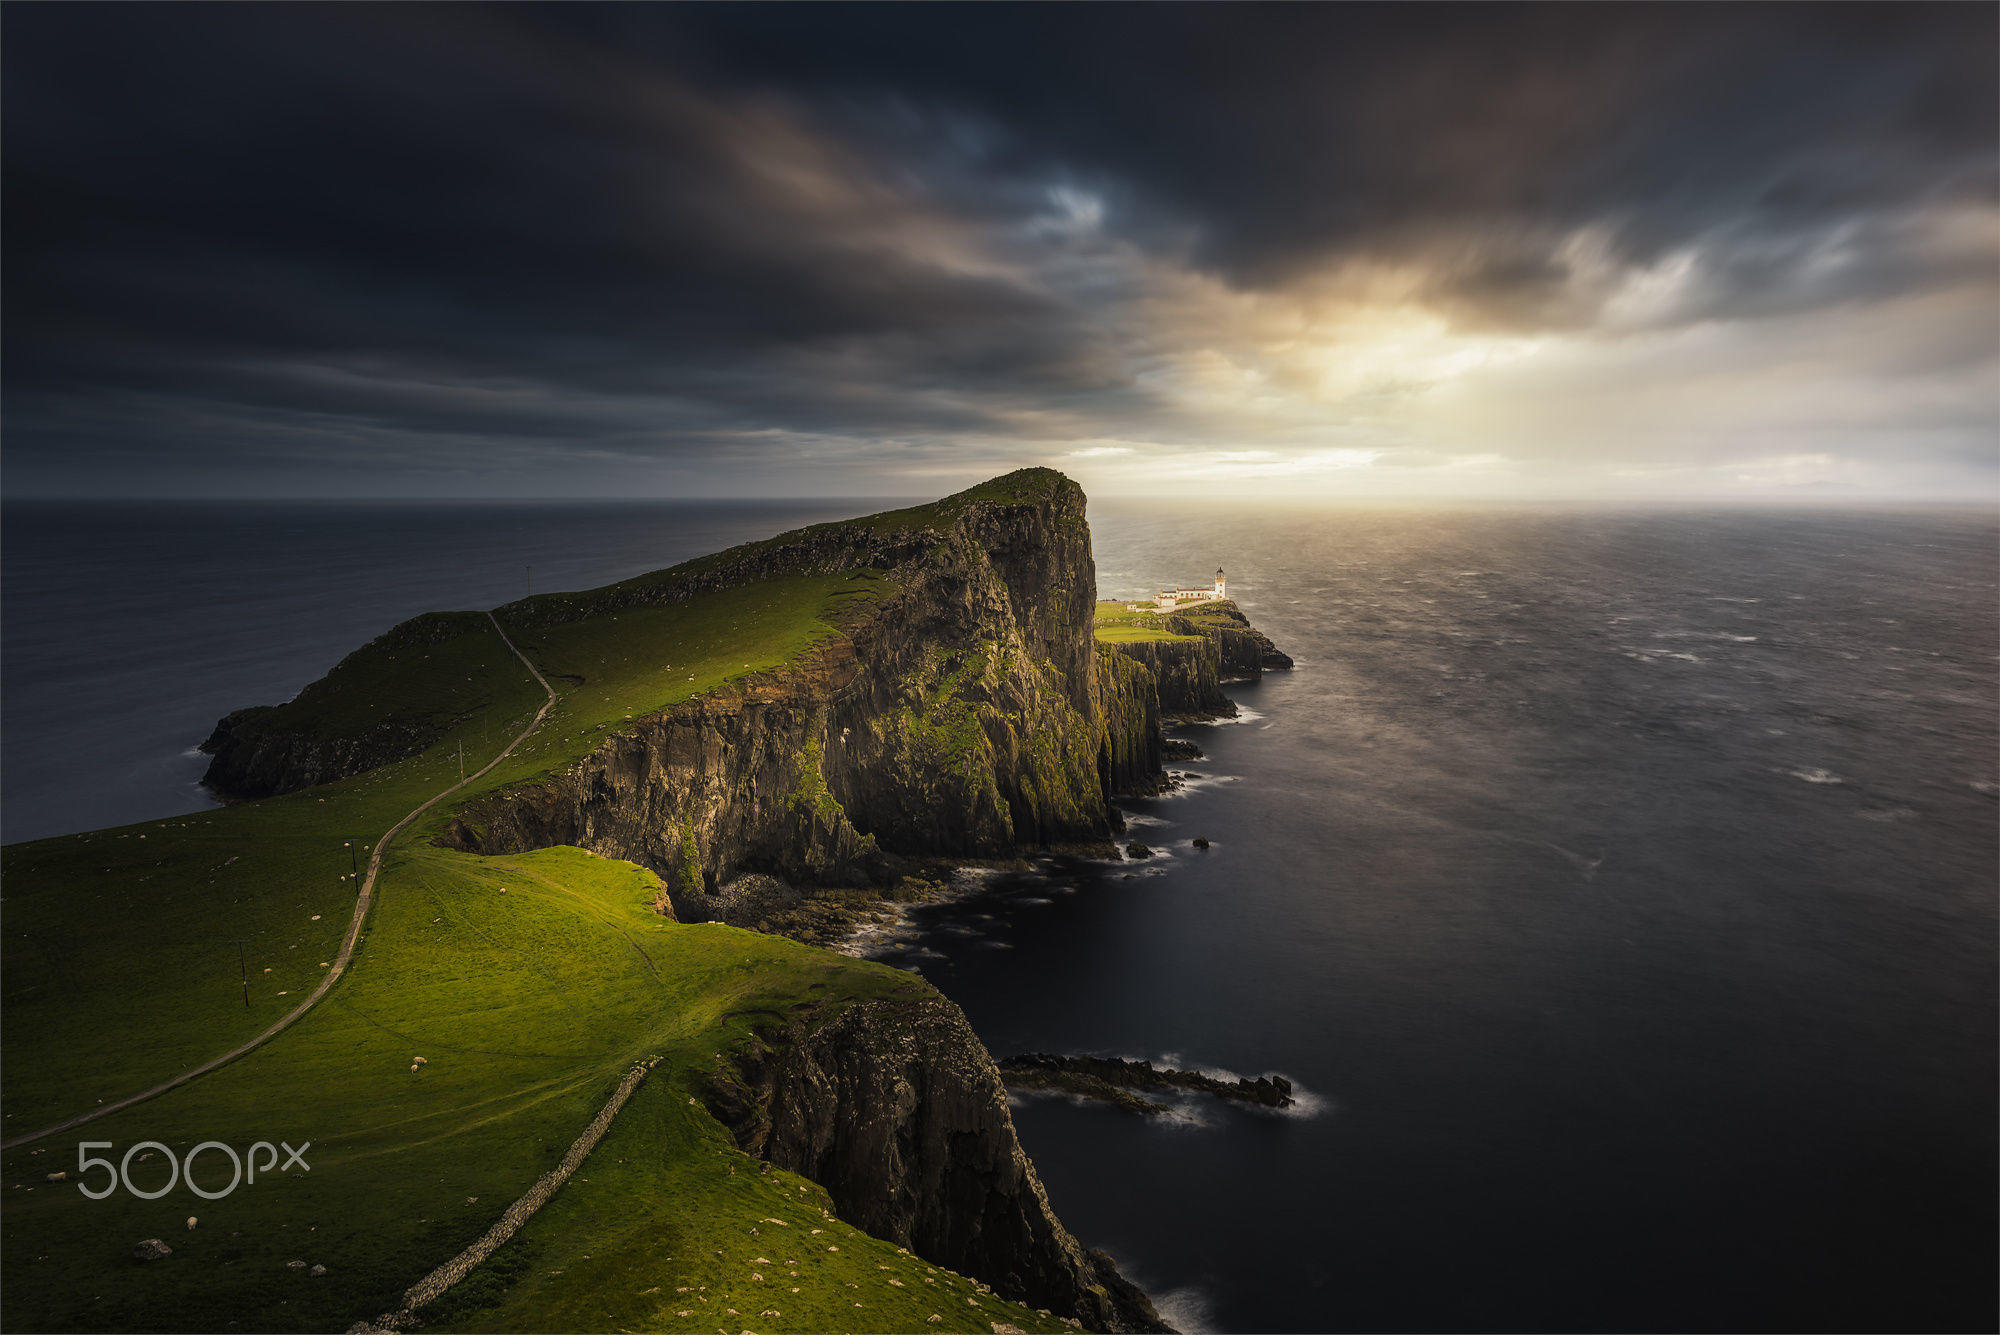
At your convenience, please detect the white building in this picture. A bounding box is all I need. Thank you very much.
[1147,567,1227,608]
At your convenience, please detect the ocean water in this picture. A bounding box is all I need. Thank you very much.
[4,500,1995,1331]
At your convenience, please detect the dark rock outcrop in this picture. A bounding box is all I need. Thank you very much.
[704,995,1168,1333]
[1000,1053,1295,1111]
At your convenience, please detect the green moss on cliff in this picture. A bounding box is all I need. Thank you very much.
[908,642,999,782]
[675,813,706,893]
[789,735,844,823]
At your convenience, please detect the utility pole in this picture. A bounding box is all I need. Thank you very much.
[458,739,465,779]
[345,840,358,878]
[232,939,250,1009]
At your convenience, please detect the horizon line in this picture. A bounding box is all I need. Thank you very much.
[4,491,1996,512]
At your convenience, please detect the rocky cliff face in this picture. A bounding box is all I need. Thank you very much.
[1098,637,1234,722]
[703,993,1167,1333]
[1167,602,1295,677]
[1092,648,1162,798]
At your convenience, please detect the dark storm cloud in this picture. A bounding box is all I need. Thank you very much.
[659,3,1995,316]
[2,3,1993,496]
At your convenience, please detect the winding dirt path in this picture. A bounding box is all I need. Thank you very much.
[1,612,556,1152]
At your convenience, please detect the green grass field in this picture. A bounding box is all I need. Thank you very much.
[1,558,1064,1333]
[1091,601,1205,645]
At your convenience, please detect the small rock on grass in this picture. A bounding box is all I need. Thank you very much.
[133,1239,172,1261]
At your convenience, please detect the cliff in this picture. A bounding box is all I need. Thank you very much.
[1092,648,1163,797]
[1096,636,1233,722]
[704,994,1168,1333]
[1165,600,1295,677]
[429,472,1126,892]
[1090,598,1293,723]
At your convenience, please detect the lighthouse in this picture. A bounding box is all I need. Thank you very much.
[1214,567,1226,599]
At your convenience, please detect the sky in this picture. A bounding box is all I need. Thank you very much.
[4,4,1995,503]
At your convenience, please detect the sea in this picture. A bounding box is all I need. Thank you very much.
[4,499,1995,1332]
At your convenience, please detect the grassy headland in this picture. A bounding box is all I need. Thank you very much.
[1,528,1067,1332]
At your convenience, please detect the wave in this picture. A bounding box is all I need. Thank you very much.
[1153,772,1239,801]
[1788,767,1844,785]
[1184,705,1264,727]
[1545,842,1603,881]
[1153,1286,1219,1334]
[1652,629,1760,644]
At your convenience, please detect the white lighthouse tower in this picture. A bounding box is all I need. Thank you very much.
[1214,567,1226,599]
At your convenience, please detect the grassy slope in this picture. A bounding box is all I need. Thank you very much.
[1092,601,1205,645]
[4,572,883,1129]
[440,1076,1056,1335]
[520,468,1072,614]
[1,556,1061,1334]
[1162,599,1242,627]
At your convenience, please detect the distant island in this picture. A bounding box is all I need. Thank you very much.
[2,470,1290,1335]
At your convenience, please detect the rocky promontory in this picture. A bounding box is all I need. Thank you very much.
[190,469,1290,1334]
[704,995,1169,1332]
[999,1053,1297,1114]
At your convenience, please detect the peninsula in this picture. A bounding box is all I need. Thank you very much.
[1,469,1288,1335]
